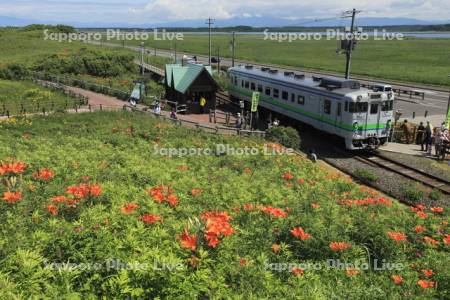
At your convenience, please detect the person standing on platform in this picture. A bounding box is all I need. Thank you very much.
[416,122,425,151]
[400,120,411,144]
[425,121,433,154]
[199,96,207,114]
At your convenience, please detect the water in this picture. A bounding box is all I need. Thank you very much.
[185,31,450,39]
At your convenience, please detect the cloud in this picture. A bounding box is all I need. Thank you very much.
[0,0,449,25]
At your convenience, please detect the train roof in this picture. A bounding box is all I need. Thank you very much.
[229,65,372,97]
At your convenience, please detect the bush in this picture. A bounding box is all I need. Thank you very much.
[403,185,425,202]
[354,168,379,184]
[266,126,301,149]
[33,49,135,78]
[428,189,442,200]
[0,64,29,80]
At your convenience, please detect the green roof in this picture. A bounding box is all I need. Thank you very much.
[165,63,214,94]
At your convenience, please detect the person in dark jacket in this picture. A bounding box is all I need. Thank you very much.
[416,122,425,150]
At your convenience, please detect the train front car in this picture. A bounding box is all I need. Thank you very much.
[227,65,394,150]
[343,87,394,150]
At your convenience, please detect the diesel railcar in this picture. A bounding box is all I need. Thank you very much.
[228,65,394,150]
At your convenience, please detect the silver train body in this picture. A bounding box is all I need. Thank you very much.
[228,65,394,150]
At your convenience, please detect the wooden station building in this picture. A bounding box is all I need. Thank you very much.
[164,62,220,114]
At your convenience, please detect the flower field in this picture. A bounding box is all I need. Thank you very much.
[0,111,449,299]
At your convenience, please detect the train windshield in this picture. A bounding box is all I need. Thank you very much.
[349,102,368,113]
[381,100,394,111]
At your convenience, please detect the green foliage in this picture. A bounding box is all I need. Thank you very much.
[354,168,379,184]
[266,126,301,149]
[0,108,448,298]
[403,185,425,202]
[33,49,136,78]
[0,64,29,80]
[428,189,442,201]
[21,24,76,33]
[0,80,81,115]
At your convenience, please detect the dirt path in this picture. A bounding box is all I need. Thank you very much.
[65,86,126,107]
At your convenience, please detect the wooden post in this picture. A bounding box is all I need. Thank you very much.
[100,104,103,111]
[89,104,92,112]
[6,110,9,118]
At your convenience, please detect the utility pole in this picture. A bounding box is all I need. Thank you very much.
[174,42,177,64]
[140,42,145,76]
[342,8,361,79]
[206,18,214,65]
[231,31,236,67]
[217,47,220,71]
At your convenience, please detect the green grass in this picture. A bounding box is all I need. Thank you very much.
[116,34,450,87]
[0,111,448,298]
[0,80,82,115]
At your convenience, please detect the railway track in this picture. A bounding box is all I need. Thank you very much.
[355,152,450,195]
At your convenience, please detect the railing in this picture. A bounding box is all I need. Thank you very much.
[130,106,266,137]
[29,72,131,101]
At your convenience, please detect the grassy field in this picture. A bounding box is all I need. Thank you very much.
[0,80,83,115]
[0,111,448,298]
[0,28,169,103]
[0,28,169,70]
[116,34,450,87]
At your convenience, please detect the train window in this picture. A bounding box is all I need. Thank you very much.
[234,77,238,85]
[257,84,263,92]
[370,103,379,114]
[381,100,393,111]
[358,102,368,113]
[349,102,368,113]
[273,89,279,98]
[324,100,331,114]
[250,82,256,91]
[291,93,295,103]
[297,95,305,105]
[265,87,271,96]
[245,81,249,89]
[344,101,348,112]
[282,91,289,101]
[337,103,342,116]
[241,80,244,88]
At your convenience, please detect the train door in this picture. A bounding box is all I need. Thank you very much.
[369,102,381,135]
[335,101,342,131]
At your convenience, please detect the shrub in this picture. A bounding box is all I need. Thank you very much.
[0,64,29,80]
[32,49,135,78]
[428,189,442,200]
[403,185,424,202]
[266,126,301,149]
[354,168,379,184]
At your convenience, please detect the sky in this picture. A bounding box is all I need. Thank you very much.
[1,0,449,25]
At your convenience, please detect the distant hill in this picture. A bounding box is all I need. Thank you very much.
[1,15,450,30]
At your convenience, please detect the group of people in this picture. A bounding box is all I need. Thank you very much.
[152,101,178,119]
[403,120,450,158]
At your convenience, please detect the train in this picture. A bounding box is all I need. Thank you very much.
[228,65,394,150]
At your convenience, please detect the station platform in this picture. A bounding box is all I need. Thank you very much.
[380,142,436,156]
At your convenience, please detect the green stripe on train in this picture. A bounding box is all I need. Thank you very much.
[229,86,388,131]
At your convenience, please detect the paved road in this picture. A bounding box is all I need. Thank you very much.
[87,40,450,124]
